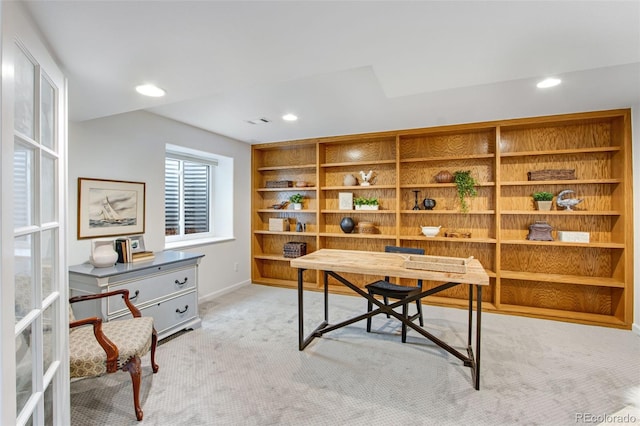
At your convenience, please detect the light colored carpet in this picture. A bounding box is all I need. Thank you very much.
[70,284,640,425]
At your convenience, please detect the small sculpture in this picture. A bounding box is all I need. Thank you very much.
[359,170,373,186]
[343,174,357,186]
[556,190,583,211]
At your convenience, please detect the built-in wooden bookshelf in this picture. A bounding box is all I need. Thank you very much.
[251,109,633,329]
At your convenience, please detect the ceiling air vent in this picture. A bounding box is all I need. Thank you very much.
[247,117,271,125]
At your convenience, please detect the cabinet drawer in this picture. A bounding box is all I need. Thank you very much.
[139,292,197,336]
[107,267,195,316]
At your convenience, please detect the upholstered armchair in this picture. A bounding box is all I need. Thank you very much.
[69,289,159,421]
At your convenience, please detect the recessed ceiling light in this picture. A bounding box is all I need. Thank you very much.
[282,113,298,121]
[135,84,166,97]
[536,78,561,89]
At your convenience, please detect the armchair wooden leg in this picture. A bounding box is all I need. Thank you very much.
[151,328,159,373]
[122,355,144,421]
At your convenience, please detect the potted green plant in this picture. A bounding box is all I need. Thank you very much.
[453,171,478,213]
[289,193,304,210]
[354,196,379,210]
[532,191,554,211]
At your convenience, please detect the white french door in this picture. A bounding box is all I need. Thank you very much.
[1,2,69,425]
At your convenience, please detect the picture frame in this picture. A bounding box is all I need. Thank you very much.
[128,235,146,253]
[77,177,145,239]
[339,192,353,210]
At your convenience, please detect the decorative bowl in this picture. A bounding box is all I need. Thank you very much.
[421,225,441,237]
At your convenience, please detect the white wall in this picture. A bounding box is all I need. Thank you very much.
[68,110,251,300]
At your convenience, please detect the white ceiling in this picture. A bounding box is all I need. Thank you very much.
[23,0,640,144]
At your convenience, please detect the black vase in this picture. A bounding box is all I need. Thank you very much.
[422,198,436,210]
[340,217,355,233]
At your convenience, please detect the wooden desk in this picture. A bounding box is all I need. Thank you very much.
[290,248,490,390]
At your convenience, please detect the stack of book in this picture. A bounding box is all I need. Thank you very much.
[114,238,155,263]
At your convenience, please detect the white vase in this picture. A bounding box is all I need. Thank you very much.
[90,239,118,268]
[293,203,302,210]
[343,174,357,186]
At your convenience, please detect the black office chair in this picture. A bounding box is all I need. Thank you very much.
[365,246,425,343]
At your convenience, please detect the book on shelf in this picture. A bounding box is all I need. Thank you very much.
[115,238,154,263]
[131,251,155,262]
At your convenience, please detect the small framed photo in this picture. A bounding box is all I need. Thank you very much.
[129,235,146,253]
[339,192,353,210]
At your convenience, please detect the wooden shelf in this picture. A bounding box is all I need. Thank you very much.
[501,179,622,186]
[500,270,624,288]
[399,236,497,244]
[400,210,495,215]
[257,164,316,171]
[318,232,396,240]
[500,239,625,249]
[256,187,317,192]
[254,231,316,236]
[401,182,495,189]
[321,209,396,214]
[500,146,621,158]
[321,159,396,168]
[500,210,621,216]
[321,185,396,190]
[400,153,495,163]
[257,209,318,213]
[252,108,633,329]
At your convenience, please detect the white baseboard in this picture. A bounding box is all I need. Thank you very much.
[632,323,640,337]
[198,279,251,303]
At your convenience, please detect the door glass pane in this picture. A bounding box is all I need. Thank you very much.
[16,325,33,415]
[15,234,34,322]
[14,47,35,138]
[44,385,53,426]
[41,230,55,299]
[14,142,35,228]
[40,76,55,149]
[41,154,56,223]
[43,303,55,374]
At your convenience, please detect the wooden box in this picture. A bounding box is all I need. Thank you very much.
[403,255,471,274]
[283,242,307,258]
[269,218,289,232]
[527,169,576,181]
[265,180,293,188]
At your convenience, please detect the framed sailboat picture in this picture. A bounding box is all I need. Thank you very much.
[77,178,146,239]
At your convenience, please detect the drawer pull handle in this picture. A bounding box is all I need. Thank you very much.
[176,305,189,314]
[129,290,140,301]
[175,277,188,286]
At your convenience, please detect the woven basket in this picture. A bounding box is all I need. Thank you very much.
[283,242,306,258]
[403,255,471,274]
[358,222,377,234]
[527,169,576,181]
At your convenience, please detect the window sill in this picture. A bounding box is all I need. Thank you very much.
[165,236,235,250]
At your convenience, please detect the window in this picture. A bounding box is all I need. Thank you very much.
[165,154,216,240]
[164,144,234,247]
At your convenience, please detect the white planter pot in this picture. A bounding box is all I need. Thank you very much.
[292,203,302,210]
[355,205,379,210]
[535,201,552,211]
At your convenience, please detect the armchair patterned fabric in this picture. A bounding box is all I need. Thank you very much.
[69,289,158,421]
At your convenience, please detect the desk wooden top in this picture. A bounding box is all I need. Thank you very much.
[290,249,489,286]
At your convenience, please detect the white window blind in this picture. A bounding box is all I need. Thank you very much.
[165,152,216,239]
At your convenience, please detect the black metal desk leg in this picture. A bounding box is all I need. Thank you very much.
[298,268,305,350]
[475,285,482,390]
[324,271,329,322]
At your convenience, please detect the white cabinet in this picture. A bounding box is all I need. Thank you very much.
[69,250,204,340]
